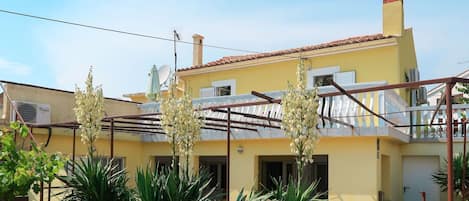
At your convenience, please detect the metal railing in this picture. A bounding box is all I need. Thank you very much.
[408,104,469,139]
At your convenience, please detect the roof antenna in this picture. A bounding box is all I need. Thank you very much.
[173,30,181,81]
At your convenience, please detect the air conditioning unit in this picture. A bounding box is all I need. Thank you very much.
[10,101,51,124]
[416,87,428,105]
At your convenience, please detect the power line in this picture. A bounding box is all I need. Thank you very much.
[0,8,285,56]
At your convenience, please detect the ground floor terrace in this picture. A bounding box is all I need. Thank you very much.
[26,128,469,201]
[6,76,469,201]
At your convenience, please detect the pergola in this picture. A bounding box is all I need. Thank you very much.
[4,76,469,201]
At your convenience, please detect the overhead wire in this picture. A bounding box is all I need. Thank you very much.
[0,8,300,59]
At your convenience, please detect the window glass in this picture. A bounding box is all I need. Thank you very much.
[155,156,178,172]
[314,75,333,87]
[199,156,227,194]
[259,155,328,199]
[215,86,231,96]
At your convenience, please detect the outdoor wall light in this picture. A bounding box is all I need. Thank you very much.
[236,145,244,154]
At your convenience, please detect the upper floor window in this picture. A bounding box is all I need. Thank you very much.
[314,74,334,87]
[307,66,355,88]
[215,86,231,96]
[200,79,236,97]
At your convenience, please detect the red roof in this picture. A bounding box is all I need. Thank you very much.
[178,33,393,72]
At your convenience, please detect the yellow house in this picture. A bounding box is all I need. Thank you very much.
[2,1,468,201]
[140,0,415,200]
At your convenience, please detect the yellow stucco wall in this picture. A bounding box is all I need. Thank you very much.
[2,83,141,123]
[401,141,469,201]
[180,43,401,99]
[142,137,389,201]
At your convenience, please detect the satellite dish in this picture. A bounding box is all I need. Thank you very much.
[158,65,171,86]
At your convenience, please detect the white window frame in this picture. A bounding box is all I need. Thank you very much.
[212,79,236,96]
[307,66,356,88]
[307,66,340,89]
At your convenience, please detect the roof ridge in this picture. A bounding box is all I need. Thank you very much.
[178,33,393,72]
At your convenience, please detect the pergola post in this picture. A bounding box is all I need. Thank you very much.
[226,107,231,200]
[110,118,115,158]
[446,82,455,201]
[72,127,76,173]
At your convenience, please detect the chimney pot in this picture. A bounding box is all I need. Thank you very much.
[382,0,404,36]
[192,34,204,66]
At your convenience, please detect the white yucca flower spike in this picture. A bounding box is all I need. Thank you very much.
[281,59,320,183]
[161,81,203,177]
[74,67,104,155]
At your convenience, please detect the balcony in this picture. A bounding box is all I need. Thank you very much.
[140,81,411,142]
[408,104,469,141]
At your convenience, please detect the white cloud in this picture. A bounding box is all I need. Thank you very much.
[0,57,31,76]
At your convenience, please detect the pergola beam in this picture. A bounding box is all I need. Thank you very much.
[251,91,275,103]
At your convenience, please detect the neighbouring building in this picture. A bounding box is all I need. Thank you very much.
[427,69,469,106]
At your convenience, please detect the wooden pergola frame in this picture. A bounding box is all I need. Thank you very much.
[4,76,469,201]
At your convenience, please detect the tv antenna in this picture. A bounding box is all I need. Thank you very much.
[173,30,181,81]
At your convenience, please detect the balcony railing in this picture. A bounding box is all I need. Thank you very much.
[318,89,408,129]
[141,81,411,140]
[408,104,469,140]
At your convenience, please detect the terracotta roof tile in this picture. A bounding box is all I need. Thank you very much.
[178,33,393,72]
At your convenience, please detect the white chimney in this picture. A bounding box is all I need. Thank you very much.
[192,34,204,66]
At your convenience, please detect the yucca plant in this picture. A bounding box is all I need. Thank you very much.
[57,156,135,201]
[432,152,469,198]
[269,178,325,201]
[135,166,221,201]
[135,165,165,201]
[235,188,271,201]
[164,168,219,201]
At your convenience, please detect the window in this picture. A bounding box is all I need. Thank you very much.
[199,80,236,97]
[215,86,231,96]
[313,74,334,87]
[307,66,355,89]
[199,156,227,193]
[65,156,125,175]
[155,156,178,172]
[259,155,328,199]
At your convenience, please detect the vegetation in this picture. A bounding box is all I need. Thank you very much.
[457,83,469,104]
[74,67,104,155]
[135,166,219,201]
[235,188,271,201]
[57,157,135,201]
[0,122,65,201]
[59,67,136,201]
[270,178,324,201]
[281,59,320,186]
[161,81,203,177]
[432,152,469,199]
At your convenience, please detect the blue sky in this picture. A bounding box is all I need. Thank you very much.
[0,1,468,98]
